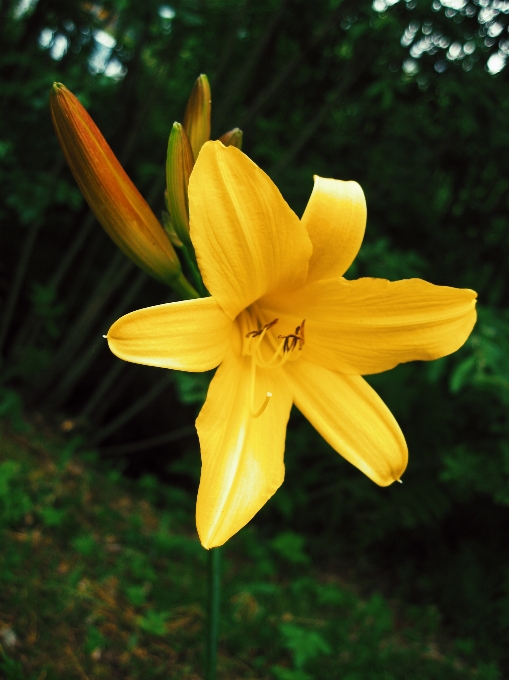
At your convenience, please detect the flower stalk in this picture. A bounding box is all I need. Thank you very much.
[205,547,221,680]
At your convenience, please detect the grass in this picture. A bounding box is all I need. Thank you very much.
[0,412,502,679]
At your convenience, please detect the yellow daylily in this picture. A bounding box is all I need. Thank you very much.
[107,141,477,549]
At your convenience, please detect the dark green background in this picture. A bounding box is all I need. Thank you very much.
[2,0,509,672]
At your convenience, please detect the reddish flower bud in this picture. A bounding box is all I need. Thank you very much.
[50,83,197,298]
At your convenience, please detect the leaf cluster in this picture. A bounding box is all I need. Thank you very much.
[0,420,500,679]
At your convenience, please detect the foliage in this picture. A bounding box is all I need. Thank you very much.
[0,419,501,679]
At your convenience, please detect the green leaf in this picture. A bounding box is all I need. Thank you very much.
[449,356,476,393]
[270,531,310,566]
[136,609,170,636]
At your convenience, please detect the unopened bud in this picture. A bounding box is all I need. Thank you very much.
[183,74,211,161]
[161,211,183,248]
[166,122,194,250]
[219,128,243,150]
[49,83,195,295]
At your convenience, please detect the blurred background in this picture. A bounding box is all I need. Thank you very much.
[2,0,509,677]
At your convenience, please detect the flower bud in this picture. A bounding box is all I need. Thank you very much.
[218,128,243,150]
[50,83,196,296]
[166,122,194,250]
[183,74,211,161]
[161,210,183,248]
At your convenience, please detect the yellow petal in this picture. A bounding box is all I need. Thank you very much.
[285,360,407,486]
[196,349,292,548]
[183,74,211,161]
[189,141,312,319]
[262,277,477,375]
[107,297,232,372]
[50,83,196,297]
[301,176,366,282]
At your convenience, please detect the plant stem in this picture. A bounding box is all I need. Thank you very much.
[205,547,221,680]
[179,244,208,297]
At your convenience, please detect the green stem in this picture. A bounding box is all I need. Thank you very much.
[205,547,221,680]
[171,271,200,300]
[179,243,208,297]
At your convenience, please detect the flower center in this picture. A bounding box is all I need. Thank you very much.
[241,316,305,418]
[244,318,306,368]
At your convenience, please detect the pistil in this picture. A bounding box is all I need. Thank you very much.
[243,316,306,418]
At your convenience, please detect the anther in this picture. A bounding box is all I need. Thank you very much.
[246,318,278,338]
[278,319,306,353]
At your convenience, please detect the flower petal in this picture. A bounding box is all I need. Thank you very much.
[263,277,477,375]
[188,141,312,320]
[196,349,292,548]
[107,297,232,372]
[301,176,366,282]
[285,360,407,486]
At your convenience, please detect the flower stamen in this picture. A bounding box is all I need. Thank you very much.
[278,319,306,353]
[244,318,306,416]
[245,318,279,338]
[244,318,278,357]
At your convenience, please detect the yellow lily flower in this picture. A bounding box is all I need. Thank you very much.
[107,141,477,549]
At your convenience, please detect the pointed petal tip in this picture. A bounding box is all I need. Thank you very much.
[106,297,232,371]
[286,362,408,487]
[374,463,408,487]
[198,532,225,550]
[360,444,407,487]
[195,351,290,547]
